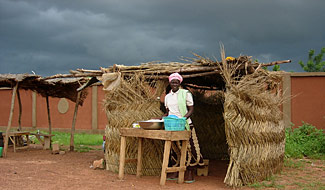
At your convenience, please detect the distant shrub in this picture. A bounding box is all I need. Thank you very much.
[285,122,325,159]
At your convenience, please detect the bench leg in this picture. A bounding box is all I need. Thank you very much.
[26,135,30,148]
[178,140,188,184]
[11,136,16,153]
[160,140,171,185]
[35,135,45,146]
[118,136,126,180]
[136,138,143,178]
[43,136,51,150]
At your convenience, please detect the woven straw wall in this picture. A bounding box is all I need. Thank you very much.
[104,74,167,176]
[222,68,285,187]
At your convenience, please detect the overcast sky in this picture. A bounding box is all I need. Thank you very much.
[1,0,324,76]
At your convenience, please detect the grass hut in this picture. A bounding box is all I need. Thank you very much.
[84,50,290,187]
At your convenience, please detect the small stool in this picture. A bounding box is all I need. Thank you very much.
[197,159,209,176]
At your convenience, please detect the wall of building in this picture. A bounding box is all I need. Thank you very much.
[290,73,325,129]
[0,89,33,128]
[0,73,324,133]
[0,84,108,134]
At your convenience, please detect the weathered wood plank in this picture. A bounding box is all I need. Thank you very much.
[119,128,190,141]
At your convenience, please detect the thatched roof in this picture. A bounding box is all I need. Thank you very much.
[68,55,290,90]
[0,74,88,105]
[0,53,291,104]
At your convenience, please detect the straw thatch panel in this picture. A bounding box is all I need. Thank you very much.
[103,73,167,175]
[218,56,285,186]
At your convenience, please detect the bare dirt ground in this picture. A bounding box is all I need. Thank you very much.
[0,145,231,190]
[1,145,324,190]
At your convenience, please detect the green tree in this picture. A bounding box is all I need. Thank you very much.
[272,65,280,71]
[299,48,325,72]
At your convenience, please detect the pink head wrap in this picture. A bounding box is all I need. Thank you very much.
[168,73,183,83]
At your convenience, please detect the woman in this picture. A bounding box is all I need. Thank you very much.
[163,73,204,183]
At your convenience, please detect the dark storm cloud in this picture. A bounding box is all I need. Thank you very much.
[1,0,324,76]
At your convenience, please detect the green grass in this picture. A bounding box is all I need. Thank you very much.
[248,179,285,189]
[30,130,103,152]
[284,159,306,169]
[51,131,103,146]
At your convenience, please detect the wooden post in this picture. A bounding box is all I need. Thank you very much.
[178,140,188,184]
[70,91,81,151]
[118,136,126,180]
[91,85,98,131]
[46,95,52,148]
[136,138,143,178]
[3,83,19,157]
[17,89,22,131]
[160,140,171,185]
[32,91,37,128]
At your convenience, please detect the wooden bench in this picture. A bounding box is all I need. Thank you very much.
[2,131,30,152]
[118,128,191,185]
[30,133,55,150]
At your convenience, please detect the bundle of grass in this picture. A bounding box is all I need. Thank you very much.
[103,72,167,175]
[217,49,285,186]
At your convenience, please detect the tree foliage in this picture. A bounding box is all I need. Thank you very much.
[299,48,325,72]
[285,123,325,159]
[272,65,280,71]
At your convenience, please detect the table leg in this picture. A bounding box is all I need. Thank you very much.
[118,136,126,180]
[160,140,171,185]
[136,138,143,178]
[26,135,30,148]
[178,140,188,184]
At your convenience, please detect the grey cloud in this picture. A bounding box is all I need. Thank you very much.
[1,0,325,76]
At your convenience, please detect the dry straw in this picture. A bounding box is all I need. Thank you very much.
[104,73,167,175]
[218,46,285,186]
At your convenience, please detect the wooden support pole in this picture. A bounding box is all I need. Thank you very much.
[118,136,126,180]
[32,91,37,128]
[178,140,188,184]
[136,138,143,178]
[46,95,52,148]
[70,91,81,151]
[3,83,19,158]
[46,96,52,134]
[91,85,98,131]
[17,89,22,131]
[43,73,101,80]
[160,140,171,185]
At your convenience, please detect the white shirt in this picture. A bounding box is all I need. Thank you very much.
[164,89,194,124]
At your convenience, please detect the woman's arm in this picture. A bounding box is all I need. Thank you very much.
[159,108,169,119]
[183,105,194,119]
[164,108,169,116]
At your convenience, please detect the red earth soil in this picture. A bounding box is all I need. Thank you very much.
[0,144,235,190]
